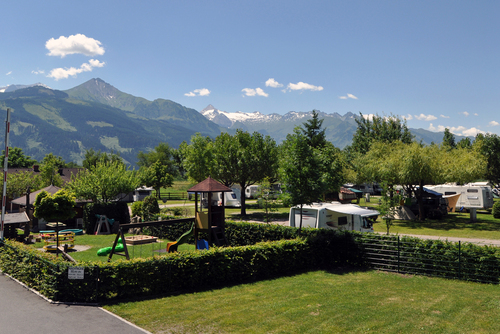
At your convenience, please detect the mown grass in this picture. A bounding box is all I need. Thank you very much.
[104,269,500,334]
[31,234,196,263]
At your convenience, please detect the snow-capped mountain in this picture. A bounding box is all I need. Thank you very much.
[200,104,356,128]
[0,83,51,93]
[199,105,360,148]
[200,104,283,128]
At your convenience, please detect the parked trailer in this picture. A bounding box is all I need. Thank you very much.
[425,184,494,210]
[289,202,379,233]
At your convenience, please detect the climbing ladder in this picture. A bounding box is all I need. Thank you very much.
[211,226,228,246]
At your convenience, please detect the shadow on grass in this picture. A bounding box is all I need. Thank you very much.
[101,265,371,306]
[393,211,500,232]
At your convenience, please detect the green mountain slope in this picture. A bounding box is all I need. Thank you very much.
[0,86,199,166]
[65,78,221,136]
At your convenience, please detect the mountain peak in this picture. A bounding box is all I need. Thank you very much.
[201,104,216,112]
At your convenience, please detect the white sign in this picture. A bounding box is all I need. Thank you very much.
[68,267,85,280]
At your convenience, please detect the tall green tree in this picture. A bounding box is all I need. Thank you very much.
[66,160,139,204]
[0,147,37,168]
[442,128,456,150]
[212,130,278,216]
[137,142,177,176]
[350,113,413,155]
[182,133,214,183]
[140,161,174,198]
[279,128,323,231]
[300,109,327,149]
[6,171,42,200]
[475,133,500,187]
[39,153,64,187]
[83,148,123,169]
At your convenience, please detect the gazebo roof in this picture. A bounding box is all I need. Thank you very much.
[187,177,232,193]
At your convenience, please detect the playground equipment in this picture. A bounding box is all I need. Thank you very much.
[167,222,195,253]
[43,231,75,252]
[105,177,230,261]
[97,238,124,256]
[94,214,115,235]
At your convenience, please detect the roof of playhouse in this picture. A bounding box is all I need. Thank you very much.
[188,176,232,193]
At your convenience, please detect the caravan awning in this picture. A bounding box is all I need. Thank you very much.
[326,204,380,217]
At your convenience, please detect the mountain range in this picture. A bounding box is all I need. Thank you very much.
[0,78,464,166]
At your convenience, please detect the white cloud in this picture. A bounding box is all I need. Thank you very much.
[265,78,283,88]
[184,88,211,97]
[31,70,45,75]
[339,93,358,100]
[47,59,105,80]
[6,71,12,76]
[428,123,485,136]
[440,114,450,119]
[474,113,479,116]
[242,87,268,97]
[415,113,437,121]
[286,82,323,92]
[46,34,105,58]
[362,114,375,121]
[462,127,485,136]
[403,114,413,120]
[461,111,469,116]
[489,121,499,126]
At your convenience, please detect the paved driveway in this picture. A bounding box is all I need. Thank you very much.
[0,274,150,334]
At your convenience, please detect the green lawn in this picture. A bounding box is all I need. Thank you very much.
[32,234,196,263]
[104,269,500,333]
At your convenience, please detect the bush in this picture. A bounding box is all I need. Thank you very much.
[493,201,500,219]
[142,195,160,221]
[130,201,143,218]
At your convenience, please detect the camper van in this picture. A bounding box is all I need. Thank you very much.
[288,202,379,233]
[426,184,494,210]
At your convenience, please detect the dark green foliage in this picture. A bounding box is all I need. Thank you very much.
[493,201,500,219]
[83,202,131,234]
[142,195,160,221]
[2,223,500,303]
[130,201,143,218]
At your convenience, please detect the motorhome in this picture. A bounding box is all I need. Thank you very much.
[288,202,379,233]
[218,191,241,207]
[425,184,494,210]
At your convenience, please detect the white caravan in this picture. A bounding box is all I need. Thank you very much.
[245,185,260,199]
[425,184,494,210]
[288,202,379,233]
[214,191,241,207]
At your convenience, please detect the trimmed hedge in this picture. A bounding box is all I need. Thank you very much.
[0,224,363,303]
[1,221,500,303]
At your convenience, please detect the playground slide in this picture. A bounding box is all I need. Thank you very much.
[167,222,195,253]
[97,238,124,256]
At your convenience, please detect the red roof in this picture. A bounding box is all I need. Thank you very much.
[187,177,232,193]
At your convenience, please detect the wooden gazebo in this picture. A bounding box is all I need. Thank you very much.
[188,177,232,246]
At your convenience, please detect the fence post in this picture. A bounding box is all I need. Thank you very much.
[458,241,461,281]
[397,236,400,273]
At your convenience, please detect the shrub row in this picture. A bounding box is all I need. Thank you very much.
[0,224,363,303]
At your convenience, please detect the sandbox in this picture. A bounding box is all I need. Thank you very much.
[124,235,158,245]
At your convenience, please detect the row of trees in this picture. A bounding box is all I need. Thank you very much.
[4,111,500,225]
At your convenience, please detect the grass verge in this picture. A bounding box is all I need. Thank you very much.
[104,269,500,333]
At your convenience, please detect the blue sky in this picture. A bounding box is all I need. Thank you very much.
[2,0,500,137]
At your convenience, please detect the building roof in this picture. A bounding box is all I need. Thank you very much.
[8,167,83,185]
[10,185,89,206]
[187,177,232,193]
[11,185,62,206]
[3,212,30,225]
